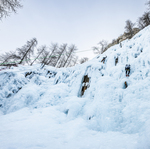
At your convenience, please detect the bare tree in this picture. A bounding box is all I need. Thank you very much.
[66,55,78,67]
[38,48,50,67]
[62,44,77,67]
[99,40,108,53]
[137,16,145,29]
[125,20,135,38]
[92,46,101,55]
[0,51,20,66]
[92,40,108,54]
[17,38,37,64]
[57,54,66,68]
[146,0,150,10]
[46,43,58,66]
[56,44,78,68]
[48,56,57,67]
[65,55,73,67]
[30,45,47,66]
[40,43,59,69]
[71,56,78,66]
[142,12,150,26]
[137,12,150,29]
[54,43,67,67]
[80,57,89,64]
[0,0,22,19]
[112,39,116,44]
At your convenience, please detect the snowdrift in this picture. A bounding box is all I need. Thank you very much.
[0,26,150,149]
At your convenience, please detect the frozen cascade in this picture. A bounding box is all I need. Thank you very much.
[0,26,150,149]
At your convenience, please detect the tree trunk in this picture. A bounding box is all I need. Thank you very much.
[30,49,44,66]
[19,43,34,64]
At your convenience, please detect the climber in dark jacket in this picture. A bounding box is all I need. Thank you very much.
[125,64,130,77]
[101,56,107,64]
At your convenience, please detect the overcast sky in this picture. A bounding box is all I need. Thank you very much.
[0,0,147,59]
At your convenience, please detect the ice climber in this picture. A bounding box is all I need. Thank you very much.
[125,64,130,77]
[124,81,128,88]
[120,42,122,48]
[115,57,118,66]
[101,56,107,63]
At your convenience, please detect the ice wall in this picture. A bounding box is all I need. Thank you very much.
[0,26,150,149]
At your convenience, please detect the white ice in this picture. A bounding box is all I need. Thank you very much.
[0,26,150,149]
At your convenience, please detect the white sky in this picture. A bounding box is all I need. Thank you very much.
[0,0,147,60]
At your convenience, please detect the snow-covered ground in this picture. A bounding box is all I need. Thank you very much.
[0,26,150,149]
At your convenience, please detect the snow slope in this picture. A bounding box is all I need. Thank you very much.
[0,26,150,149]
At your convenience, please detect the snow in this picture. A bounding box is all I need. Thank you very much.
[0,26,150,149]
[0,107,138,149]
